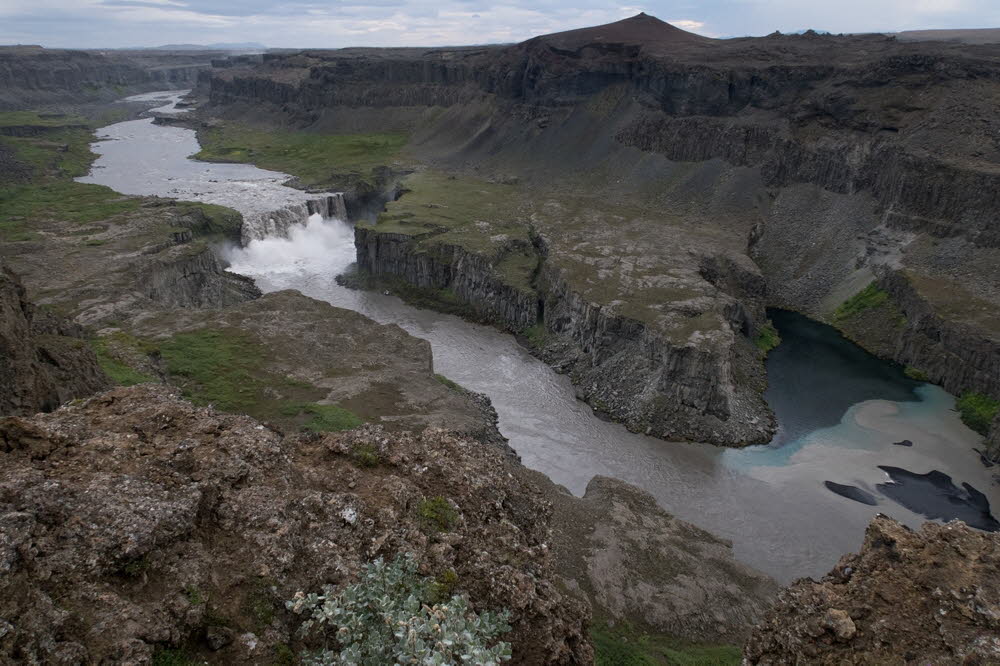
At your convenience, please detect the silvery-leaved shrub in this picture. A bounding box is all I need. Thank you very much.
[287,554,512,665]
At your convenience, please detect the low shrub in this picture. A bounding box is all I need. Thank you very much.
[287,555,511,665]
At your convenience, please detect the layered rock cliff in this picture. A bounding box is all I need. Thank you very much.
[0,260,109,416]
[0,46,211,109]
[351,171,774,445]
[744,515,1000,664]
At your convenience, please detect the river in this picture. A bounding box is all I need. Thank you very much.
[79,91,1000,583]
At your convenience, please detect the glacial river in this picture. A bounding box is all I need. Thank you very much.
[81,91,1000,582]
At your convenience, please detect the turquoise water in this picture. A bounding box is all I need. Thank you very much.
[724,311,997,531]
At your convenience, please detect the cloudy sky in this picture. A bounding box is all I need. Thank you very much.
[1,0,998,49]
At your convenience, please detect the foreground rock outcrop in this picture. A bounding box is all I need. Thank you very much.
[0,385,590,664]
[744,515,1000,664]
[535,473,778,644]
[0,260,108,416]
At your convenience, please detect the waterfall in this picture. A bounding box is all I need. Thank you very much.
[240,193,348,245]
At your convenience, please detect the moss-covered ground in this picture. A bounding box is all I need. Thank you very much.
[833,283,889,321]
[94,328,363,433]
[0,112,150,241]
[193,124,407,188]
[955,392,999,436]
[591,623,741,666]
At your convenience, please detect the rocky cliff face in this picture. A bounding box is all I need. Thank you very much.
[0,46,212,109]
[744,516,1000,664]
[141,242,261,309]
[2,200,262,328]
[352,171,775,446]
[0,385,590,664]
[0,260,109,417]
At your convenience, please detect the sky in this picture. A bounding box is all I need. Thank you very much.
[1,0,999,49]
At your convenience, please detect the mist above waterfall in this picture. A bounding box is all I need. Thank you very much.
[225,214,357,294]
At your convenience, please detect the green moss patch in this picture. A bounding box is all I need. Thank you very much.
[955,392,999,436]
[0,111,87,128]
[418,496,458,532]
[299,403,364,433]
[92,328,364,433]
[176,201,243,241]
[592,623,741,666]
[0,124,140,241]
[434,373,464,392]
[151,648,199,666]
[904,366,930,382]
[754,322,781,354]
[834,283,889,321]
[90,336,156,386]
[194,125,407,188]
[522,323,548,348]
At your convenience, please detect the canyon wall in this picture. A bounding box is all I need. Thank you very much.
[201,15,1000,444]
[0,46,212,109]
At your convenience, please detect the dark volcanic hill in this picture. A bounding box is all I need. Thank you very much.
[527,12,713,51]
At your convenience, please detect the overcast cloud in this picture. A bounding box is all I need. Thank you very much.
[1,0,998,49]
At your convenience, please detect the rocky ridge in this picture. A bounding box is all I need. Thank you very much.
[0,385,589,664]
[744,515,1000,664]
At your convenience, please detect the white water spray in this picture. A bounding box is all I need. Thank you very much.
[225,214,358,295]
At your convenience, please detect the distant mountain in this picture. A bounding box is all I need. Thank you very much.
[897,28,1000,44]
[526,13,713,51]
[134,42,267,51]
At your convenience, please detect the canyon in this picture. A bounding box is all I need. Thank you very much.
[1,13,999,664]
[201,13,1000,449]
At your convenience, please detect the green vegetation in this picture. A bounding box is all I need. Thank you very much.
[350,443,381,468]
[428,568,460,604]
[300,403,364,433]
[418,496,458,532]
[184,585,205,606]
[287,555,511,665]
[176,202,243,241]
[956,392,1000,435]
[522,323,549,348]
[158,328,265,412]
[272,643,295,666]
[592,624,741,666]
[753,322,781,354]
[0,111,86,128]
[153,328,363,433]
[122,555,151,578]
[151,648,200,666]
[243,578,278,629]
[904,366,930,382]
[90,336,156,386]
[834,283,889,321]
[434,373,464,392]
[194,125,407,188]
[0,117,140,241]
